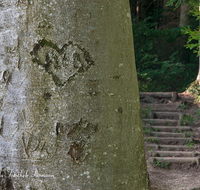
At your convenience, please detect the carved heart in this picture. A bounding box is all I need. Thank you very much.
[30,39,94,86]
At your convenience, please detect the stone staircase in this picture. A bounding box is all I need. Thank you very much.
[140,92,200,167]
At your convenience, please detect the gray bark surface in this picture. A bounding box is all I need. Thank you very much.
[197,2,200,84]
[0,0,149,189]
[179,3,190,27]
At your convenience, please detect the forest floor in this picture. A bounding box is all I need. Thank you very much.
[141,92,200,190]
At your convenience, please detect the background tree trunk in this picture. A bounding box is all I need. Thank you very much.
[179,3,190,26]
[130,0,137,21]
[0,0,149,189]
[178,3,190,68]
[161,0,169,26]
[196,2,200,84]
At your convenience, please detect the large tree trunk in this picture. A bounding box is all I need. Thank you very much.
[0,0,149,189]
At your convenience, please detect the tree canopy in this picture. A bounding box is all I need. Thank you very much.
[130,0,199,92]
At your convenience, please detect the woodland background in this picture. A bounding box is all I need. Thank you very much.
[129,0,199,92]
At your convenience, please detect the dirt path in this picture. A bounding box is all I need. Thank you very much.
[148,166,200,190]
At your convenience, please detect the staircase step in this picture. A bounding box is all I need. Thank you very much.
[151,111,181,119]
[140,92,173,98]
[147,144,196,150]
[148,132,185,137]
[149,157,199,166]
[150,151,200,157]
[141,92,198,167]
[144,137,193,142]
[145,126,192,132]
[141,103,179,111]
[143,119,178,125]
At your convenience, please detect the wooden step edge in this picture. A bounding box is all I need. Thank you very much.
[149,132,185,135]
[147,132,185,138]
[140,92,173,98]
[141,107,179,112]
[143,119,178,122]
[150,151,200,157]
[149,126,192,128]
[153,111,181,115]
[147,144,196,149]
[145,133,184,138]
[149,157,199,166]
[140,103,179,107]
[144,137,193,141]
[143,119,178,125]
[145,126,192,131]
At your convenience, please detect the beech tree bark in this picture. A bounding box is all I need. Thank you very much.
[0,0,149,189]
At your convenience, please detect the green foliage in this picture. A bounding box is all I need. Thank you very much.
[166,122,172,126]
[132,18,197,92]
[194,107,200,117]
[143,125,160,137]
[141,106,152,119]
[188,82,200,103]
[144,137,160,143]
[154,138,160,143]
[181,26,200,54]
[167,0,200,56]
[183,139,196,148]
[166,0,184,8]
[180,114,194,125]
[154,158,169,168]
[143,125,153,136]
[188,0,200,18]
[173,129,180,133]
[188,160,196,166]
[184,131,194,137]
[173,128,183,133]
[178,102,190,110]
